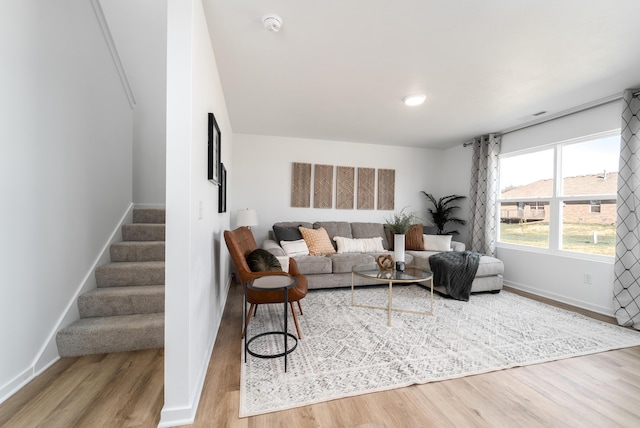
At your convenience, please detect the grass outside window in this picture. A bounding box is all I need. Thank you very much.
[500,222,615,256]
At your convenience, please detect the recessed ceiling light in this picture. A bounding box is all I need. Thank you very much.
[403,94,426,106]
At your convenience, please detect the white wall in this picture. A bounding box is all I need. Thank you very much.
[161,0,232,425]
[101,0,167,205]
[498,100,622,315]
[0,0,133,401]
[231,134,444,245]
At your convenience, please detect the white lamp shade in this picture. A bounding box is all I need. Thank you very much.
[236,209,258,228]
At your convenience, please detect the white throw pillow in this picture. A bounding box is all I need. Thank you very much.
[423,234,452,252]
[333,236,385,253]
[275,255,290,272]
[280,239,310,257]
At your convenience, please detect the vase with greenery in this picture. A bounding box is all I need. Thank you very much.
[385,207,417,234]
[421,192,467,235]
[385,208,417,268]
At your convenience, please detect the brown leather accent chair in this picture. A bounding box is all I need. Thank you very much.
[224,226,308,338]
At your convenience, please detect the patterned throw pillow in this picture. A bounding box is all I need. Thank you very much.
[405,224,425,250]
[246,249,282,272]
[299,226,337,255]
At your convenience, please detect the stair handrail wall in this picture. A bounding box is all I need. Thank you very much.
[0,204,135,406]
[90,0,136,109]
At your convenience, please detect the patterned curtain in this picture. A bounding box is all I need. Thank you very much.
[613,89,640,329]
[469,134,501,256]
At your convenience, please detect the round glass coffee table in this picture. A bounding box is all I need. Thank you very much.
[351,264,434,326]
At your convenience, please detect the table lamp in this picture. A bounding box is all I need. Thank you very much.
[236,208,258,229]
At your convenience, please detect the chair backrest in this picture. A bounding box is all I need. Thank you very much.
[223,227,258,284]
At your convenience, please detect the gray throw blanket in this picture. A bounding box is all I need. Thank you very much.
[429,251,481,301]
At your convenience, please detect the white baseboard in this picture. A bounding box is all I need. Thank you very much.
[29,204,134,379]
[0,367,32,405]
[504,280,614,317]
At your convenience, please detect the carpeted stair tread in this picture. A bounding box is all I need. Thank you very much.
[133,208,165,224]
[110,241,165,262]
[95,261,165,287]
[79,285,165,317]
[122,224,165,241]
[56,313,164,357]
[56,208,166,357]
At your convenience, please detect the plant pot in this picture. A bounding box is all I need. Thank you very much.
[394,234,405,264]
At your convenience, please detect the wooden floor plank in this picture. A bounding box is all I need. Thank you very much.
[1,283,639,427]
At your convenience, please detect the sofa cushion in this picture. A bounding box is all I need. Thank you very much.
[334,236,385,253]
[405,224,425,250]
[299,227,336,255]
[350,222,390,250]
[292,255,333,275]
[273,224,303,243]
[246,249,282,272]
[327,253,375,273]
[280,239,309,257]
[423,234,452,252]
[476,255,504,277]
[314,221,352,249]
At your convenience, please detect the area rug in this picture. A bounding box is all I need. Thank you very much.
[239,286,640,417]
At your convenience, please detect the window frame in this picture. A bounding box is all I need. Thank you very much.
[496,130,619,262]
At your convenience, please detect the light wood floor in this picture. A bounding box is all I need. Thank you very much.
[2,284,640,428]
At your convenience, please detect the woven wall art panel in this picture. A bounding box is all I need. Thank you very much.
[314,164,334,208]
[377,169,395,210]
[291,162,311,207]
[357,167,375,210]
[336,166,355,209]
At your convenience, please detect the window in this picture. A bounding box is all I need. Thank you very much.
[498,132,619,257]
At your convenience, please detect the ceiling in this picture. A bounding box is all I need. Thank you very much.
[204,0,640,150]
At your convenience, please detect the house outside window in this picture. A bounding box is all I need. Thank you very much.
[498,132,619,257]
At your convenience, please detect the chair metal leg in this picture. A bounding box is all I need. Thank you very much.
[242,303,255,338]
[290,302,302,339]
[297,301,303,315]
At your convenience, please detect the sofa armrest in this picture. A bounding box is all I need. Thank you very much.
[263,239,286,257]
[451,241,466,252]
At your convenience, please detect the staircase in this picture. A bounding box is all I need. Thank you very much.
[56,208,165,357]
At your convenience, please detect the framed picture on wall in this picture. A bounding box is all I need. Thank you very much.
[208,112,221,185]
[218,163,227,213]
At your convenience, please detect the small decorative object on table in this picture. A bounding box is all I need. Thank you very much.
[376,254,394,271]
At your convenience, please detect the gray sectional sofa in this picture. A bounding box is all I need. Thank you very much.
[263,221,504,295]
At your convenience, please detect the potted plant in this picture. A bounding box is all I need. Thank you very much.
[385,208,417,270]
[385,207,417,234]
[421,192,467,235]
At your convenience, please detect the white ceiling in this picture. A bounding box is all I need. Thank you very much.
[204,0,640,150]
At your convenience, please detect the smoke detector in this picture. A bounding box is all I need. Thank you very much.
[263,14,283,32]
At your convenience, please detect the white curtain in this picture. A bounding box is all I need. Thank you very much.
[613,89,640,329]
[469,134,501,256]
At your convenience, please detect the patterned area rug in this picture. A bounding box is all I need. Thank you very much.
[239,286,640,417]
